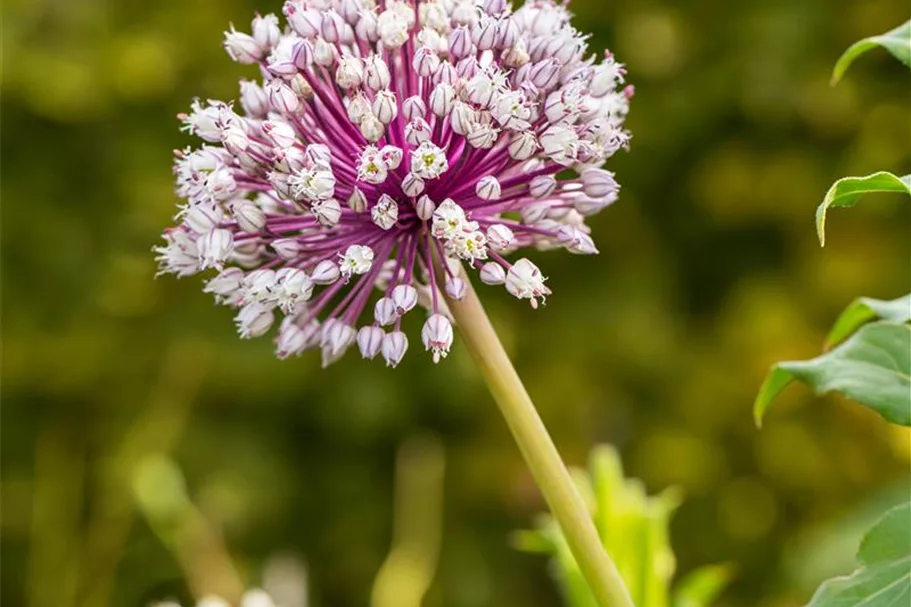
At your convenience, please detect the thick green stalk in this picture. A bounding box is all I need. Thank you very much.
[440,267,635,607]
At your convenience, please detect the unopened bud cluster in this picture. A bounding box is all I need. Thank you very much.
[156,0,632,367]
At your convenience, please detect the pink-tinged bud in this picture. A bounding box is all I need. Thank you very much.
[479,262,506,285]
[359,115,385,142]
[445,276,467,300]
[529,175,557,199]
[432,61,458,86]
[448,26,473,58]
[380,145,403,170]
[486,224,515,251]
[402,96,426,121]
[240,81,269,118]
[483,0,508,15]
[321,319,356,363]
[581,168,619,198]
[276,322,311,359]
[496,17,519,48]
[471,16,498,51]
[355,10,378,42]
[283,2,320,38]
[405,118,431,146]
[291,39,313,69]
[338,0,360,24]
[391,284,418,315]
[416,195,436,221]
[197,228,234,270]
[374,297,398,325]
[205,267,245,302]
[475,176,501,200]
[183,203,224,234]
[224,27,263,64]
[252,14,281,51]
[357,326,385,359]
[520,202,550,224]
[505,258,549,308]
[421,314,454,363]
[272,238,301,260]
[530,58,561,89]
[557,226,598,254]
[402,173,426,197]
[573,191,618,216]
[235,302,275,338]
[311,260,340,284]
[413,47,440,77]
[320,10,344,42]
[266,80,300,114]
[222,126,249,155]
[456,56,479,79]
[347,187,367,213]
[363,55,391,90]
[429,83,455,117]
[508,132,538,160]
[261,120,297,149]
[382,331,409,367]
[312,198,342,227]
[371,194,399,230]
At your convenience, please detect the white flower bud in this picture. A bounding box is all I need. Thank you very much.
[347,187,367,212]
[321,320,356,364]
[382,331,409,367]
[224,27,263,64]
[197,228,234,270]
[346,92,372,124]
[321,10,344,42]
[335,56,364,89]
[222,126,249,155]
[372,194,400,230]
[450,101,477,135]
[402,95,426,121]
[422,314,454,363]
[356,10,379,42]
[243,268,278,303]
[402,173,426,197]
[520,202,550,224]
[272,238,301,260]
[557,225,598,254]
[232,200,266,233]
[374,297,398,325]
[433,61,459,85]
[530,58,561,89]
[529,175,557,199]
[311,259,341,284]
[391,284,418,315]
[204,267,245,303]
[508,131,538,160]
[235,302,275,338]
[311,198,342,226]
[360,114,385,142]
[262,120,297,149]
[573,191,618,216]
[372,90,398,124]
[240,80,270,118]
[266,79,300,114]
[276,322,312,359]
[357,326,385,359]
[284,2,320,38]
[252,14,281,51]
[475,176,501,200]
[377,10,409,48]
[183,203,224,234]
[312,39,337,67]
[486,224,515,251]
[581,168,619,198]
[471,15,498,51]
[448,26,473,58]
[445,276,467,300]
[416,195,436,221]
[412,46,441,77]
[480,262,506,285]
[429,83,455,117]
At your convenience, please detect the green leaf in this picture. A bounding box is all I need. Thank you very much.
[807,502,911,607]
[672,564,734,607]
[816,172,911,246]
[754,322,911,427]
[826,295,911,349]
[832,20,911,84]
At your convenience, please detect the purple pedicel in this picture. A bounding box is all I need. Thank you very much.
[156,1,632,367]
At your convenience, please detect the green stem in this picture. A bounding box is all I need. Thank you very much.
[440,266,635,607]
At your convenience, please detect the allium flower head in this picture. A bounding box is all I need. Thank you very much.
[156,0,632,367]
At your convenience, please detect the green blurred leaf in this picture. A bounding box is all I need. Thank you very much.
[807,502,911,607]
[832,21,911,84]
[826,295,911,349]
[754,322,911,426]
[816,172,911,246]
[672,565,734,607]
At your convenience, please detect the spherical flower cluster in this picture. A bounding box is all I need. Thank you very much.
[156,0,632,367]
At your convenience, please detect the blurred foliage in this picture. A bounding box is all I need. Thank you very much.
[2,1,910,607]
[513,445,731,607]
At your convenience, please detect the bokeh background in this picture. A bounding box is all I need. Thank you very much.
[2,0,910,606]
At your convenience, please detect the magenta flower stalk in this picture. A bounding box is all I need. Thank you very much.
[156,1,633,604]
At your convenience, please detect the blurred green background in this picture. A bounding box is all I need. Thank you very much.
[2,0,910,606]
